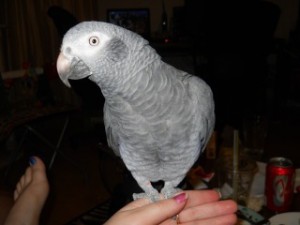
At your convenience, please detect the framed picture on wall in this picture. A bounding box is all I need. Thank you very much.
[106,8,150,39]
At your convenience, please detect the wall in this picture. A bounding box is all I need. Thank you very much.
[95,0,299,40]
[266,0,299,40]
[96,0,185,35]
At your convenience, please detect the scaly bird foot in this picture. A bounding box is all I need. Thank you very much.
[161,187,182,199]
[133,191,161,202]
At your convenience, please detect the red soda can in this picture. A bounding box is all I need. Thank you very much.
[265,157,295,212]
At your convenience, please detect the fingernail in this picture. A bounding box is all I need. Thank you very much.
[29,157,36,166]
[214,188,222,199]
[173,192,187,204]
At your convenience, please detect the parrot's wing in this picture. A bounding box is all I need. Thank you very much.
[190,75,215,151]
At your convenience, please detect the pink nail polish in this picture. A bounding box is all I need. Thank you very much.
[173,192,187,204]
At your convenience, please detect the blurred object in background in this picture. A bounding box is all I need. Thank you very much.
[242,114,269,161]
[217,153,258,206]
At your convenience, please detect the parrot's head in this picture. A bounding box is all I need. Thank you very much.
[56,21,150,88]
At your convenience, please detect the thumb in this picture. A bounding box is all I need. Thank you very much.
[137,192,188,225]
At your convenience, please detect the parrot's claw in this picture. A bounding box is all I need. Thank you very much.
[133,192,161,202]
[161,187,182,199]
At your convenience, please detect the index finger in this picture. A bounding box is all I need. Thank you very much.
[183,190,220,208]
[120,198,151,211]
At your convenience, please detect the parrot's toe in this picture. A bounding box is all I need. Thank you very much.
[161,187,182,199]
[133,192,161,202]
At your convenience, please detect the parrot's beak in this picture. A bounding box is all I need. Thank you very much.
[57,52,72,88]
[57,52,92,88]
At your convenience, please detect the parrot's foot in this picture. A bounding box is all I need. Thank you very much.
[133,192,161,202]
[161,187,182,199]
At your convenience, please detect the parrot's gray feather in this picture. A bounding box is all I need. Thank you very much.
[57,21,215,201]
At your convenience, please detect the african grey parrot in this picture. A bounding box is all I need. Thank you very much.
[56,21,215,201]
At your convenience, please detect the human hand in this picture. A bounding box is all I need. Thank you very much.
[104,190,237,225]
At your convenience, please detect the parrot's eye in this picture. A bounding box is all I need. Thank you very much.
[89,36,99,46]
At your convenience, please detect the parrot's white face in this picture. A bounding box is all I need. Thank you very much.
[56,22,141,88]
[57,30,111,87]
